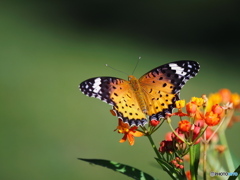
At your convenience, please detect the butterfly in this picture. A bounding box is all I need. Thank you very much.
[79,60,200,126]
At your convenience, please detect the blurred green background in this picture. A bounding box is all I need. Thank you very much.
[1,1,240,179]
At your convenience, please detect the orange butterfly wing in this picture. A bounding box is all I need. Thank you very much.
[139,61,199,121]
[80,77,148,126]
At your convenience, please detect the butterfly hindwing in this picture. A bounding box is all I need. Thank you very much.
[139,60,200,120]
[80,77,148,126]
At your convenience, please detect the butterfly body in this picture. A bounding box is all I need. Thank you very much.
[79,60,200,126]
[127,75,148,114]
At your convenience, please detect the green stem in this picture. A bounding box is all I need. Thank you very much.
[202,139,207,180]
[146,133,162,160]
[189,145,197,180]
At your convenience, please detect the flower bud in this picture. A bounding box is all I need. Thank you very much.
[150,119,160,126]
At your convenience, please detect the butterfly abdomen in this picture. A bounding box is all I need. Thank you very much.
[128,75,148,114]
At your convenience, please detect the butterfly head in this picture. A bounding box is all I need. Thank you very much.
[128,75,137,81]
[128,75,141,90]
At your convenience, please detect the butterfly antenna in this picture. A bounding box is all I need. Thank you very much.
[132,56,141,75]
[105,64,129,76]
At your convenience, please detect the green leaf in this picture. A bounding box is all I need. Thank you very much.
[189,143,200,179]
[78,158,158,180]
[228,165,240,180]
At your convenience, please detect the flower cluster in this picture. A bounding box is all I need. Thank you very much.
[208,89,240,109]
[160,96,225,154]
[158,89,240,180]
[111,89,240,148]
[208,89,240,127]
[79,86,240,180]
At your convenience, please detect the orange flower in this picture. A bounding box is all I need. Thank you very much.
[115,119,144,146]
[186,102,198,117]
[211,104,224,118]
[231,93,240,107]
[173,112,189,117]
[207,93,222,111]
[204,111,220,126]
[207,89,240,110]
[211,104,223,115]
[194,110,204,120]
[219,89,231,103]
[178,120,191,132]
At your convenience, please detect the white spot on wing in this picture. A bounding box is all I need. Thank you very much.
[93,78,101,93]
[169,64,187,76]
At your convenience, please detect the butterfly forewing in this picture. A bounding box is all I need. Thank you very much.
[139,60,200,120]
[80,77,118,105]
[80,77,148,126]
